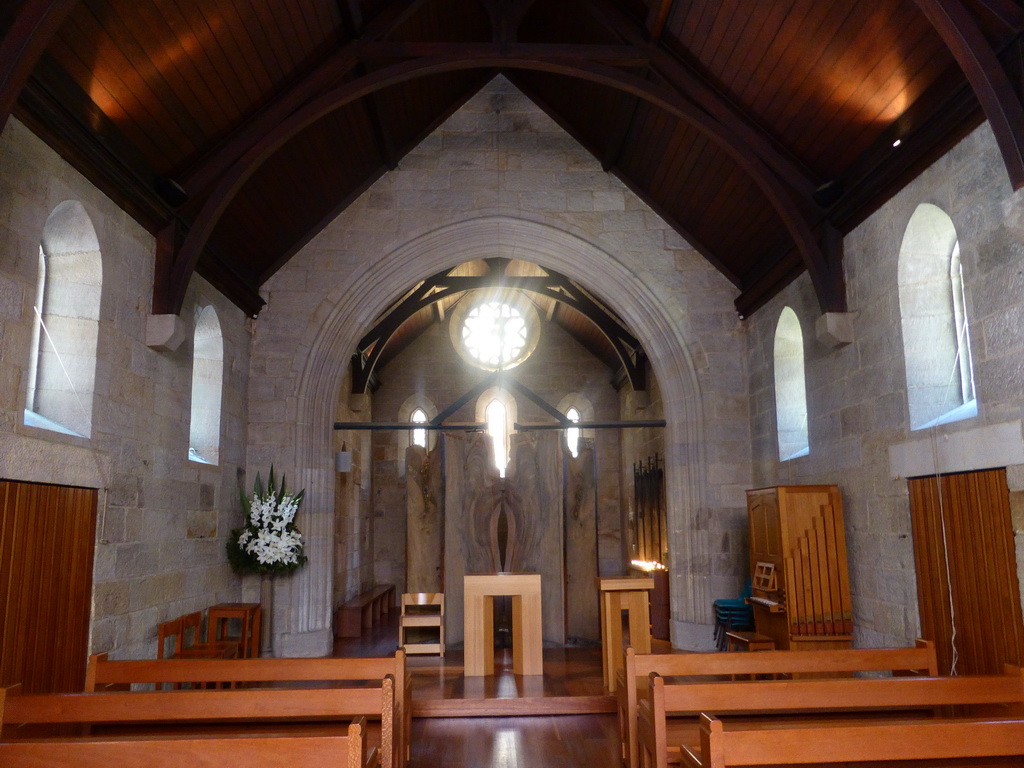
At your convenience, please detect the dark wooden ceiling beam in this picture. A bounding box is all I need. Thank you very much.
[974,0,1024,33]
[646,0,675,43]
[164,52,842,315]
[350,261,647,393]
[0,0,76,133]
[583,0,844,310]
[916,0,1024,189]
[360,42,651,65]
[175,0,429,197]
[584,0,821,198]
[478,0,538,44]
[337,0,398,170]
[600,89,642,172]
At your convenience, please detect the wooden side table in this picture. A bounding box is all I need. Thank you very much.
[597,577,654,691]
[208,602,261,658]
[725,630,775,652]
[463,573,543,677]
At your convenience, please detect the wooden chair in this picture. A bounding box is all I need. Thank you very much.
[179,611,239,661]
[399,593,444,655]
[207,603,261,658]
[156,617,183,660]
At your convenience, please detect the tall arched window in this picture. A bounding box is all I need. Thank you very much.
[411,408,428,449]
[24,201,102,438]
[486,399,509,477]
[477,388,516,476]
[898,204,977,429]
[774,307,809,460]
[189,306,224,464]
[565,407,581,458]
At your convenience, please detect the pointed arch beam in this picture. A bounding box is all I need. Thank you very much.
[161,51,841,317]
[916,0,1024,190]
[176,0,431,196]
[350,263,647,393]
[0,0,77,133]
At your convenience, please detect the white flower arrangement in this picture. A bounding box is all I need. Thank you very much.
[227,467,307,575]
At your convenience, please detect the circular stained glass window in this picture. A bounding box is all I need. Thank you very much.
[451,296,539,371]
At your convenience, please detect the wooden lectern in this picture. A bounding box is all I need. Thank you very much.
[596,577,654,691]
[463,573,543,676]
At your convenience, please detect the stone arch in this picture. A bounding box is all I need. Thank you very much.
[273,215,707,655]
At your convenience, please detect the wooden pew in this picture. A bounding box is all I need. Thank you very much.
[0,717,376,768]
[83,651,410,768]
[1,683,389,767]
[636,664,1024,768]
[618,640,937,768]
[683,712,1024,768]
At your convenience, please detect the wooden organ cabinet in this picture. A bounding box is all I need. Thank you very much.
[745,485,853,650]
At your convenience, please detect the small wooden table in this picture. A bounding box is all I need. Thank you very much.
[208,602,261,658]
[597,576,654,691]
[726,630,775,652]
[463,573,543,677]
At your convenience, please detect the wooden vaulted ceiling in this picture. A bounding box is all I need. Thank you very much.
[3,0,1024,322]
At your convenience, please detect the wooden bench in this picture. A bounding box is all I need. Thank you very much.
[336,585,396,639]
[0,717,375,768]
[683,713,1024,768]
[83,651,410,768]
[618,640,938,768]
[639,664,1024,768]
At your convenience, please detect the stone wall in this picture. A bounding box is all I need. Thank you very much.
[250,75,749,651]
[746,123,1024,648]
[0,118,251,659]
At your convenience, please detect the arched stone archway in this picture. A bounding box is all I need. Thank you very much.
[266,216,714,656]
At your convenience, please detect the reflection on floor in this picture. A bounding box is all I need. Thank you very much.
[331,609,661,767]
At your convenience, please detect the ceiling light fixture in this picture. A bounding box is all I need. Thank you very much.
[892,139,902,148]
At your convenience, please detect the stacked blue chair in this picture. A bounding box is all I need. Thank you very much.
[712,581,754,650]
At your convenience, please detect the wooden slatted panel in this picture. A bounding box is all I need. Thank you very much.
[908,468,1024,675]
[0,479,97,694]
[46,0,343,172]
[667,0,957,177]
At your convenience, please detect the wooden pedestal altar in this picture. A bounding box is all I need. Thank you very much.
[596,576,654,691]
[463,573,543,677]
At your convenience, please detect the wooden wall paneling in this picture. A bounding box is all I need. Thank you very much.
[405,444,442,593]
[909,476,954,671]
[441,432,498,647]
[508,431,565,646]
[0,480,96,694]
[908,469,1024,676]
[564,440,598,644]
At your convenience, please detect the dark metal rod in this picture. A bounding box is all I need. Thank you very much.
[514,420,665,430]
[334,422,485,430]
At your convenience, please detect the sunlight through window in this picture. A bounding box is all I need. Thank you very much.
[462,301,528,368]
[411,408,427,449]
[565,407,580,458]
[486,399,508,477]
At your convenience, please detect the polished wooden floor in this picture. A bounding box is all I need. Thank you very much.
[332,611,649,768]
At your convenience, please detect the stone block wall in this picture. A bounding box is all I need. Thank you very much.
[251,75,749,649]
[746,123,1024,647]
[0,118,251,659]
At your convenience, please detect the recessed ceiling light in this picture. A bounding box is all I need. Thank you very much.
[892,139,902,148]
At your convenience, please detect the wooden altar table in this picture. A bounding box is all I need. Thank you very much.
[596,577,654,691]
[463,573,543,677]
